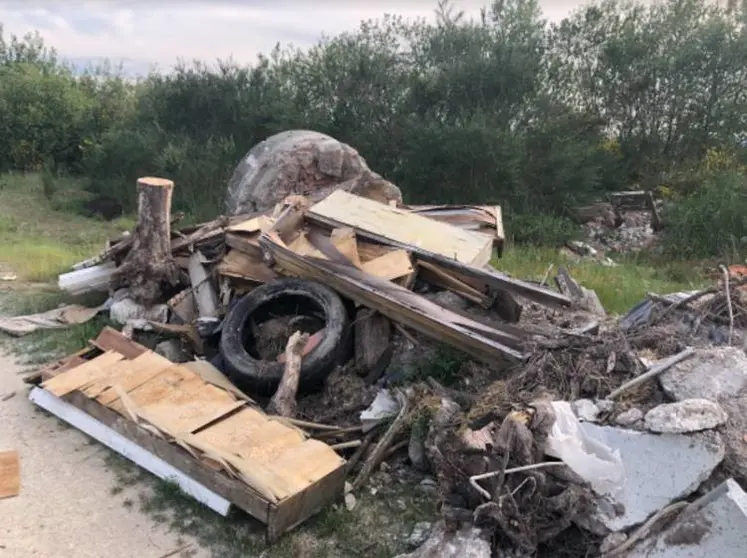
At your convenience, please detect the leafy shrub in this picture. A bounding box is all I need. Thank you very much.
[662,171,747,261]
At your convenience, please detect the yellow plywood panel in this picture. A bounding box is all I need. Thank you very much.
[330,228,362,268]
[82,351,173,399]
[310,190,494,266]
[41,351,125,397]
[106,365,198,414]
[141,383,245,435]
[360,249,414,281]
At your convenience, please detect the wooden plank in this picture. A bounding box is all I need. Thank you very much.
[0,450,20,499]
[330,228,362,268]
[309,190,494,266]
[32,389,257,518]
[357,240,396,263]
[267,463,346,541]
[24,345,96,384]
[216,249,279,284]
[262,233,526,363]
[41,351,125,397]
[361,250,414,281]
[227,215,273,234]
[288,232,327,259]
[91,326,149,359]
[307,210,571,308]
[417,260,493,308]
[225,232,264,259]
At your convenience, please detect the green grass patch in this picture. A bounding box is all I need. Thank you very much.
[495,245,708,315]
[0,172,134,282]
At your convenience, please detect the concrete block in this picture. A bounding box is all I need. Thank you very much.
[579,423,725,532]
[644,399,728,433]
[659,347,747,402]
[623,479,747,557]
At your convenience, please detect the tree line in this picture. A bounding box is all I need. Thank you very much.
[1,0,746,257]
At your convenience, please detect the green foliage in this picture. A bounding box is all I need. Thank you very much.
[662,171,747,261]
[0,0,746,256]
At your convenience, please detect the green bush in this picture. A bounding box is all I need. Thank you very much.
[662,171,747,260]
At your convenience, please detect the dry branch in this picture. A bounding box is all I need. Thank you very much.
[266,331,309,418]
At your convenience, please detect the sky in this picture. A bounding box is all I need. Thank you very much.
[0,1,593,74]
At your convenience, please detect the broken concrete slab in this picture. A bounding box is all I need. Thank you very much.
[622,479,747,558]
[644,399,728,434]
[579,423,725,532]
[659,347,747,402]
[572,399,601,422]
[394,522,491,558]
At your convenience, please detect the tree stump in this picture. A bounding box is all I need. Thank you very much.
[112,177,181,305]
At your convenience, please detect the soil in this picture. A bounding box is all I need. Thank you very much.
[0,349,210,558]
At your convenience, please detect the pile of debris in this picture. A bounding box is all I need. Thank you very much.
[18,156,747,556]
[576,191,662,256]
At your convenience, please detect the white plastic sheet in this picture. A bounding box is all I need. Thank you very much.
[545,401,625,497]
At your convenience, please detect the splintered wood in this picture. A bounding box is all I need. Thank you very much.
[309,190,495,266]
[34,338,346,537]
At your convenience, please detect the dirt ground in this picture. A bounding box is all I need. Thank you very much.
[0,349,211,558]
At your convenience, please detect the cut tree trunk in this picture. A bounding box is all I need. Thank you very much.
[112,177,181,305]
[267,331,309,418]
[354,308,392,384]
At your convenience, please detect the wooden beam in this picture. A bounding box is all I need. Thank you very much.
[261,233,527,363]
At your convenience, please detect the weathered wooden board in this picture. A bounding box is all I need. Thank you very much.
[0,450,20,499]
[309,190,495,266]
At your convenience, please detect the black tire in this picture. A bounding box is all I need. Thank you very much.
[219,278,350,395]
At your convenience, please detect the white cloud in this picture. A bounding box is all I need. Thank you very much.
[0,0,592,71]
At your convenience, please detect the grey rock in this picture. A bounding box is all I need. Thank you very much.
[622,479,747,557]
[110,297,168,325]
[645,399,728,434]
[407,522,433,549]
[659,347,747,402]
[572,399,601,422]
[600,532,628,554]
[720,394,747,481]
[394,522,490,558]
[423,290,471,312]
[419,477,439,497]
[579,423,725,532]
[597,399,615,413]
[154,339,191,363]
[615,408,644,427]
[408,426,428,472]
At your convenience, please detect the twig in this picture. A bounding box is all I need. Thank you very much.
[383,438,409,459]
[469,462,567,500]
[345,427,379,474]
[607,347,695,400]
[602,501,688,557]
[315,425,364,439]
[394,323,419,346]
[157,544,193,558]
[540,264,554,287]
[331,440,362,451]
[720,264,734,345]
[352,390,410,491]
[281,418,345,431]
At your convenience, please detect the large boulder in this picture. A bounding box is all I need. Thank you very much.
[224,130,402,215]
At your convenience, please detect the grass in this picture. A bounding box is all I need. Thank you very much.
[496,244,709,315]
[0,171,135,282]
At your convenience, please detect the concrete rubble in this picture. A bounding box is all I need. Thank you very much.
[622,479,747,557]
[578,423,725,532]
[614,408,644,427]
[394,523,491,558]
[644,399,728,434]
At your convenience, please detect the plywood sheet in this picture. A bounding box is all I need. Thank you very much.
[0,450,20,499]
[104,365,197,413]
[83,351,173,399]
[309,190,494,266]
[217,250,278,284]
[330,228,362,268]
[41,351,125,396]
[361,249,413,281]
